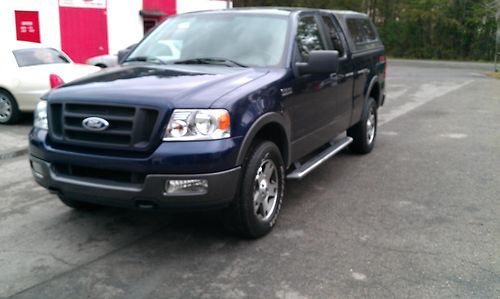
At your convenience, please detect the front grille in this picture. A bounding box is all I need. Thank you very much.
[53,163,146,185]
[49,102,160,151]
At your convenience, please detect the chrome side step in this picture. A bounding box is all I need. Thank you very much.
[286,137,353,180]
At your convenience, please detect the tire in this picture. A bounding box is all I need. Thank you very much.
[0,90,21,124]
[224,140,285,238]
[58,195,99,211]
[348,97,378,154]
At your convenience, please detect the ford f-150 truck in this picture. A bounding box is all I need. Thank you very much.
[30,8,386,238]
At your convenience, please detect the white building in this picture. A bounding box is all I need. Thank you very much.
[0,0,232,62]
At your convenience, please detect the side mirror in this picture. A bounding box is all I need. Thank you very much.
[296,50,339,76]
[117,44,137,64]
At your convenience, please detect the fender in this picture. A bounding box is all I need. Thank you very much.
[236,112,292,167]
[365,75,381,104]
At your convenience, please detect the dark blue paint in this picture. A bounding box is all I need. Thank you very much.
[29,8,386,199]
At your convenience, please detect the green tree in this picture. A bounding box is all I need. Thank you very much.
[233,0,498,61]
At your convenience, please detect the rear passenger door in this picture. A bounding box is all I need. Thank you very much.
[319,13,354,133]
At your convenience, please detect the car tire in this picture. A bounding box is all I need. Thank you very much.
[224,140,285,238]
[348,97,378,154]
[58,195,99,211]
[0,90,21,124]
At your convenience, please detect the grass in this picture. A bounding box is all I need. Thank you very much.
[487,72,500,79]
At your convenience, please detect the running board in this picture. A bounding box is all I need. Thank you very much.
[286,137,353,180]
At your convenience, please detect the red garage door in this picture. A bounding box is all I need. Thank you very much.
[59,0,108,63]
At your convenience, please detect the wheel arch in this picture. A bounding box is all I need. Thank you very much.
[0,86,16,101]
[236,112,292,168]
[366,75,382,107]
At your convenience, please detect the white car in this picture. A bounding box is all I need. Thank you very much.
[86,54,118,68]
[0,41,100,124]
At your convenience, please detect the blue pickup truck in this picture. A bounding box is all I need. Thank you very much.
[30,8,386,238]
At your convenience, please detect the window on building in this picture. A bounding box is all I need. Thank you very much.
[144,19,158,34]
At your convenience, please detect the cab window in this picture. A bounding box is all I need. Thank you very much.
[346,18,381,51]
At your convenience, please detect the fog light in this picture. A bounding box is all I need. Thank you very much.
[165,179,208,195]
[31,161,44,178]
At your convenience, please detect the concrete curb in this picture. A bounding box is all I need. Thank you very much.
[388,58,495,72]
[0,147,29,160]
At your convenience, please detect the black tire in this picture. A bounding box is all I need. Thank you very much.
[224,140,285,238]
[0,90,21,124]
[348,97,378,154]
[58,195,99,211]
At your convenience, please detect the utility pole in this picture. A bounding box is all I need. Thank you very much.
[495,0,499,71]
[485,0,499,71]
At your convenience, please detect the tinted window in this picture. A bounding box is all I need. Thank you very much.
[129,14,289,67]
[296,16,325,60]
[346,18,380,51]
[347,19,364,44]
[322,16,345,56]
[13,48,70,67]
[359,19,378,42]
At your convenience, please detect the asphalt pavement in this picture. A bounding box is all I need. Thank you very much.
[0,60,499,299]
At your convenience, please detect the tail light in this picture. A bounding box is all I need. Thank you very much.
[49,74,64,89]
[378,55,387,78]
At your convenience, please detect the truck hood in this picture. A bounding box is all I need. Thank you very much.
[48,64,269,109]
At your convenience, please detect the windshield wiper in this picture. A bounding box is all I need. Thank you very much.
[124,56,167,65]
[173,57,247,68]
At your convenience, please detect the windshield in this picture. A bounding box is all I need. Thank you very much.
[13,48,70,67]
[127,13,290,68]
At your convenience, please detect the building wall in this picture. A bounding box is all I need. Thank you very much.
[0,0,233,61]
[176,0,231,14]
[0,0,61,49]
[143,0,176,15]
[107,0,144,54]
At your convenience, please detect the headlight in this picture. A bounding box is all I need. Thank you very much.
[164,109,230,141]
[34,100,48,130]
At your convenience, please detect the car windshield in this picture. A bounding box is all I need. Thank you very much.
[127,13,290,68]
[13,48,70,67]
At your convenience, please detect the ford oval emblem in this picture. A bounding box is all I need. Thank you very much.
[82,117,109,131]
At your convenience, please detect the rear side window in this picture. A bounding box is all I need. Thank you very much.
[322,16,345,57]
[296,16,326,60]
[13,48,70,67]
[346,18,381,51]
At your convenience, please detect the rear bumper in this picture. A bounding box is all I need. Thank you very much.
[30,155,241,210]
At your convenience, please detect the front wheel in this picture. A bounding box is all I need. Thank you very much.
[224,141,285,238]
[348,97,378,154]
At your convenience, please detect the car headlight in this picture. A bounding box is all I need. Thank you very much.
[164,109,230,141]
[34,100,48,130]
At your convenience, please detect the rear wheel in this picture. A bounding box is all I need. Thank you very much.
[348,97,378,154]
[224,141,285,238]
[0,90,21,124]
[58,195,99,211]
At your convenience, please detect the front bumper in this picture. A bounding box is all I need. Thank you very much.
[31,155,241,209]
